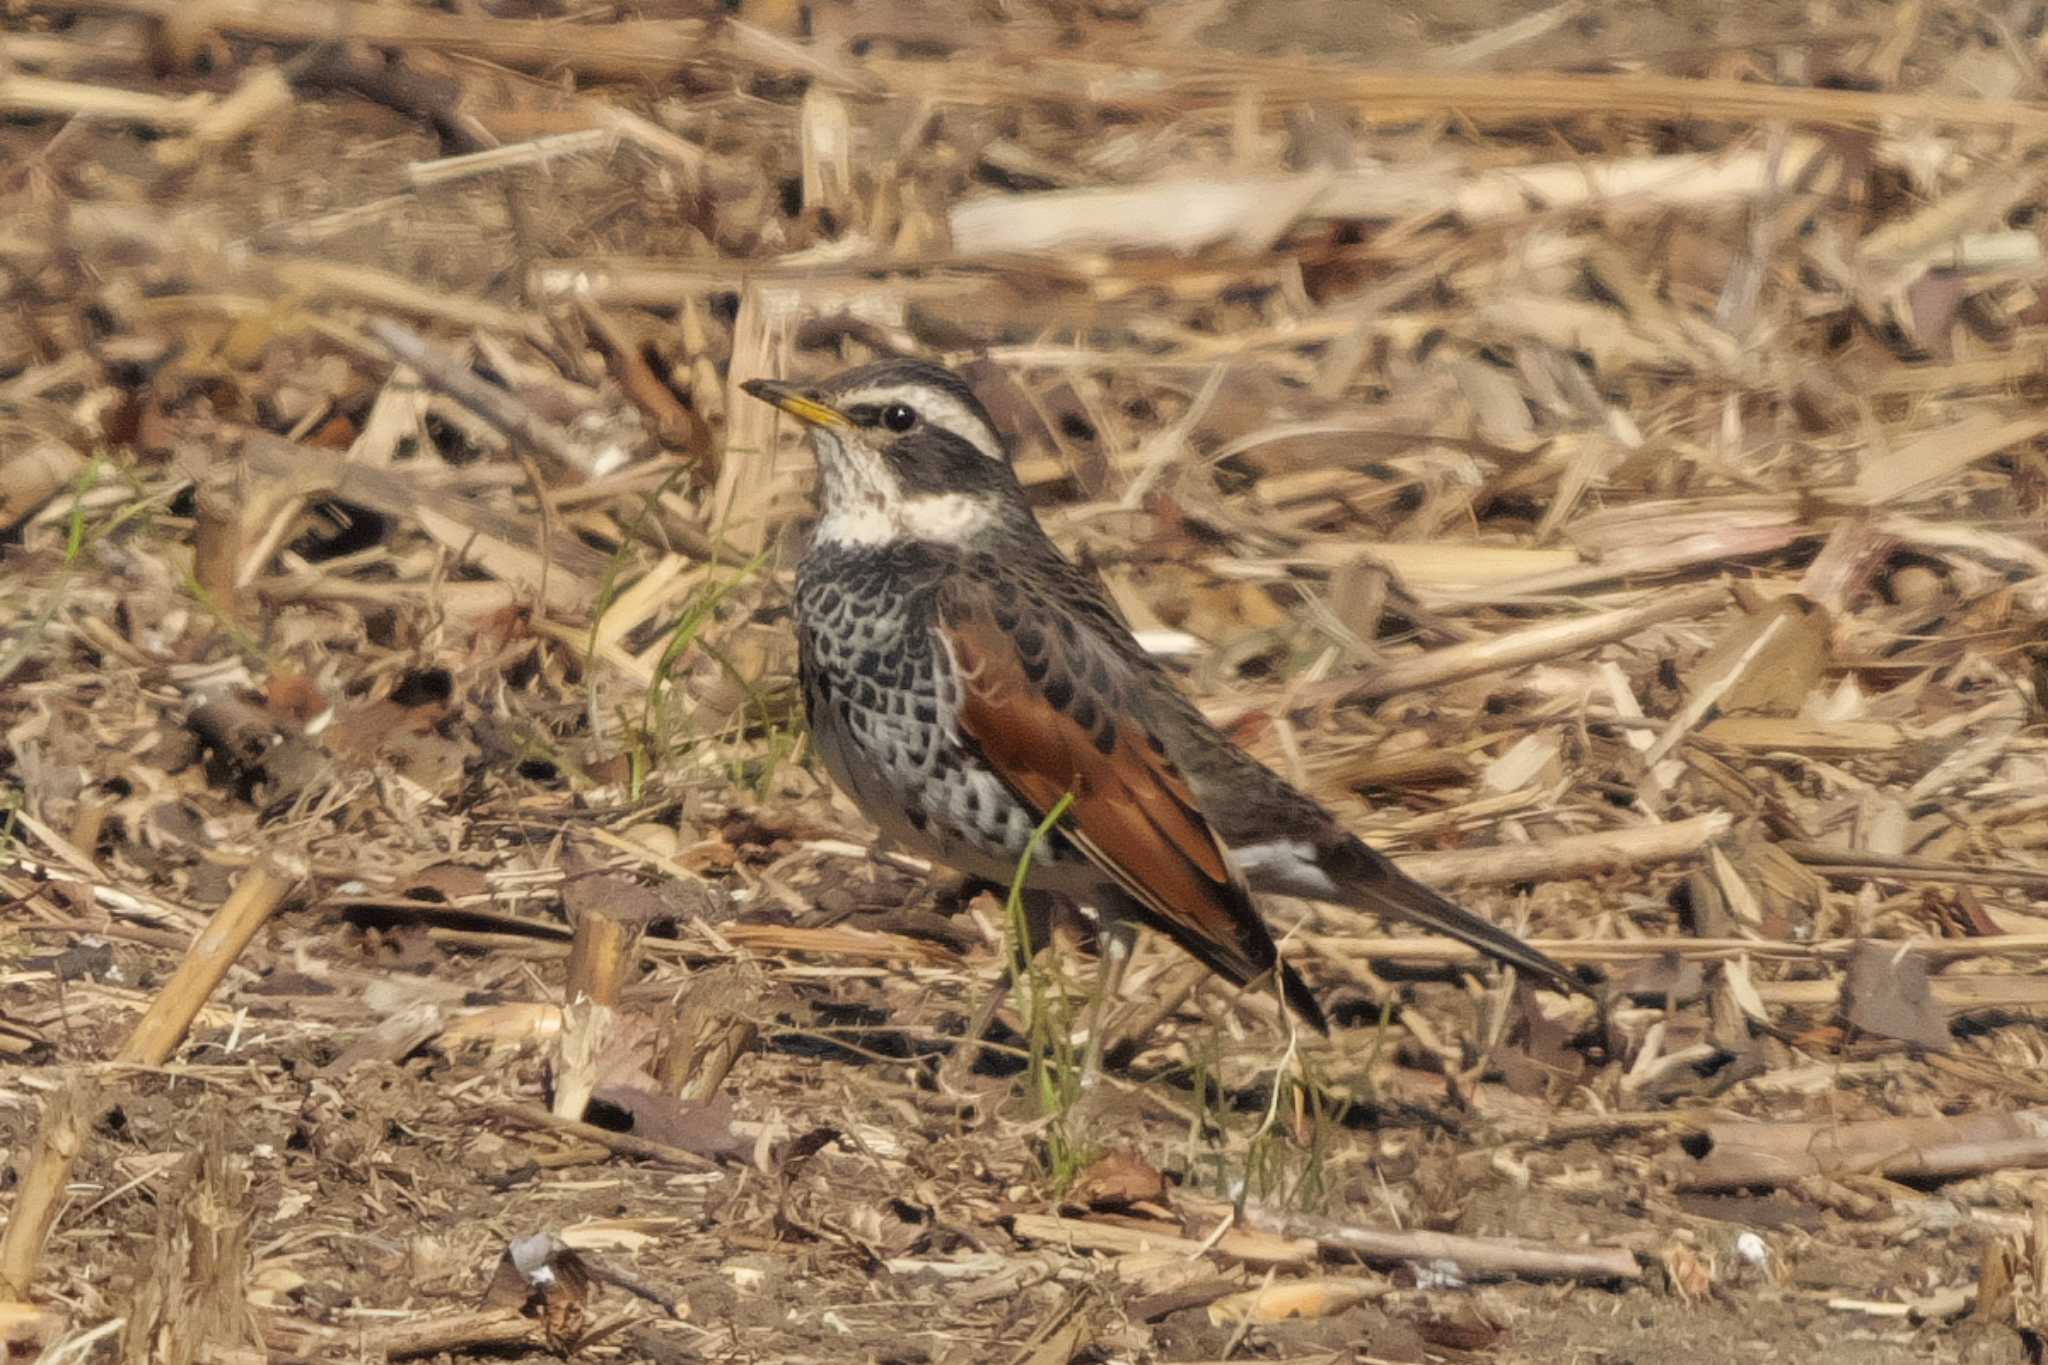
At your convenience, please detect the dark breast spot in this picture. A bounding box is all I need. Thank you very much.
[1094,719,1117,754]
[1069,695,1098,733]
[1043,675,1074,711]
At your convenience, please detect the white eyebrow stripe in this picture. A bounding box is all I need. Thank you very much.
[831,384,1006,464]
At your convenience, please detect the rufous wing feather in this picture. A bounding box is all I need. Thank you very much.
[939,582,1328,1033]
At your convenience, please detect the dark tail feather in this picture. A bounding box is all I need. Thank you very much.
[1280,959,1331,1036]
[1102,886,1331,1036]
[1328,839,1584,997]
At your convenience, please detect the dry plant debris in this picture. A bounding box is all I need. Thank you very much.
[4,0,2048,1361]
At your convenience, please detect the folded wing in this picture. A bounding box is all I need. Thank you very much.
[938,575,1328,1033]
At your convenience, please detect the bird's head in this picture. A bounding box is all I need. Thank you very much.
[741,358,1025,549]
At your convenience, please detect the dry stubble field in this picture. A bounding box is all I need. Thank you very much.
[5,1,2048,1362]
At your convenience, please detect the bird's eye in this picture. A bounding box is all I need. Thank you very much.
[881,402,917,433]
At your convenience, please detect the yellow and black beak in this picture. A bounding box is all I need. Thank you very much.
[740,378,852,429]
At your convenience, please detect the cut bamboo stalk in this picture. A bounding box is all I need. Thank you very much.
[0,862,291,1298]
[1326,586,1726,704]
[116,862,292,1066]
[657,966,761,1103]
[563,899,646,1010]
[190,468,243,622]
[0,438,85,534]
[0,1080,98,1299]
[549,996,613,1122]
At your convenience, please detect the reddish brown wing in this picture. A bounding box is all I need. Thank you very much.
[937,579,1277,991]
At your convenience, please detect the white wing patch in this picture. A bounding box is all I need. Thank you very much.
[1231,839,1339,900]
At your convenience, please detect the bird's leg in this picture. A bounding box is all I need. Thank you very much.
[943,888,1058,1088]
[1079,915,1137,1089]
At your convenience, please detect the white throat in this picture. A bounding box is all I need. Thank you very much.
[814,491,994,548]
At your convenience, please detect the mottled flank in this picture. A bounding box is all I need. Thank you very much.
[797,539,1086,882]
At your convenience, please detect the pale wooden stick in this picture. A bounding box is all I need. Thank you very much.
[1009,1213,1314,1268]
[1759,976,2048,1012]
[492,1103,721,1173]
[1327,586,1725,704]
[1783,842,2048,893]
[365,318,620,479]
[1850,412,2048,507]
[1391,812,1730,887]
[0,72,203,127]
[157,66,294,169]
[1682,1109,2048,1191]
[951,140,1827,255]
[1240,1206,1642,1283]
[269,259,540,342]
[365,1306,539,1359]
[1308,932,2048,969]
[876,56,2048,132]
[29,0,706,81]
[406,129,617,191]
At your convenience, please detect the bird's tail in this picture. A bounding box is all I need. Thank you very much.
[1323,838,1584,996]
[1278,959,1332,1036]
[1102,886,1332,1036]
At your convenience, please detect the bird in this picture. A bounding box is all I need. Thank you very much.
[741,358,1581,1076]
